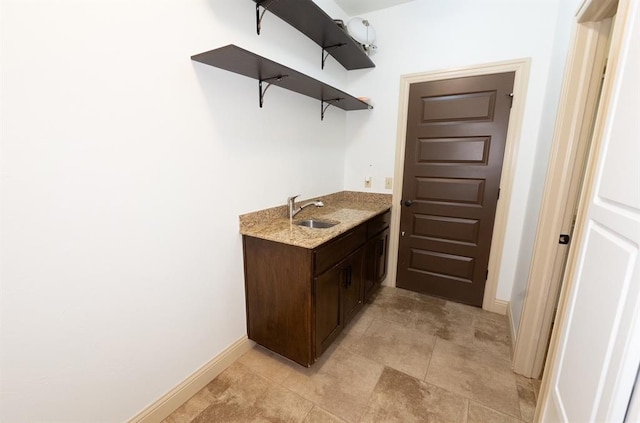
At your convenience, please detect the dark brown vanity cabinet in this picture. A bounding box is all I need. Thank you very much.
[315,246,364,358]
[341,247,366,327]
[364,211,391,301]
[242,210,390,366]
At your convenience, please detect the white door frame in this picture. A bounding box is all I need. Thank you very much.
[512,12,614,377]
[537,0,640,418]
[387,58,530,314]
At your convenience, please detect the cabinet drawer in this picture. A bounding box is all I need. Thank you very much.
[367,210,391,238]
[314,225,367,276]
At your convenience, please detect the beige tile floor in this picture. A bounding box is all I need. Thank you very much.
[163,287,541,423]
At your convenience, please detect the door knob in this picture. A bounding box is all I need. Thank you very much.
[404,200,413,207]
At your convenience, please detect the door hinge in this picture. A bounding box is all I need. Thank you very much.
[497,188,501,200]
[485,270,488,280]
[507,93,514,108]
[559,234,571,245]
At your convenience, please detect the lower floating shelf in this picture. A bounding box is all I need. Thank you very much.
[191,44,373,120]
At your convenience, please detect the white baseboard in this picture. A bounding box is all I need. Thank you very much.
[128,336,254,423]
[484,298,508,315]
[506,302,517,356]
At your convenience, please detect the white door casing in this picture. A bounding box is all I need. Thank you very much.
[512,16,612,378]
[537,0,640,421]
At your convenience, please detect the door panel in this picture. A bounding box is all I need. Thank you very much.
[342,248,364,326]
[315,264,342,357]
[417,137,490,164]
[397,72,514,306]
[413,215,480,245]
[554,225,636,422]
[415,177,486,205]
[420,91,496,122]
[364,227,390,301]
[541,1,640,420]
[409,250,474,280]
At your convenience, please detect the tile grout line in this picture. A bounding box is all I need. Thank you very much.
[300,404,314,423]
[234,357,320,423]
[512,372,525,421]
[470,399,530,423]
[421,342,523,421]
[423,335,439,382]
[355,365,386,423]
[462,398,470,423]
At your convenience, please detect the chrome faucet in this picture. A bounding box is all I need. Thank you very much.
[288,195,324,219]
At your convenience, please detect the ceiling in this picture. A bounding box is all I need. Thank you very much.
[333,0,417,16]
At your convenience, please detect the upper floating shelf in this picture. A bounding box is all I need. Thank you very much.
[191,44,372,120]
[253,0,375,70]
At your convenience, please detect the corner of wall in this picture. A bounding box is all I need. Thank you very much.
[485,298,509,315]
[128,337,254,423]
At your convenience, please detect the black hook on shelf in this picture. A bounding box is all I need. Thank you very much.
[259,75,288,108]
[321,98,342,121]
[321,43,346,69]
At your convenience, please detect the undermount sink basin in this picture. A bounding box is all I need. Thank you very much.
[295,219,338,229]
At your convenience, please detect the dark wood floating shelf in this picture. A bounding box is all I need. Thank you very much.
[253,0,375,70]
[191,45,372,120]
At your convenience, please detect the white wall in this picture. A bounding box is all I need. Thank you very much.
[509,0,583,334]
[0,0,351,421]
[343,0,570,302]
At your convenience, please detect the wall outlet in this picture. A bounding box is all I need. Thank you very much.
[364,176,372,188]
[385,177,393,190]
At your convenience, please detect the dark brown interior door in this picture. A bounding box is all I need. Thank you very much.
[397,72,515,306]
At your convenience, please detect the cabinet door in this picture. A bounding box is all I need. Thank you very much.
[374,228,390,282]
[342,247,365,326]
[364,228,390,301]
[315,263,343,358]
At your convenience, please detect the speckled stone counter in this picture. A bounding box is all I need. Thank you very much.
[239,191,392,249]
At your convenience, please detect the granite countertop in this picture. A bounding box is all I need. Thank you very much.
[239,191,392,249]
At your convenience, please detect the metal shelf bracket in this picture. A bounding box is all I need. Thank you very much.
[259,75,288,108]
[321,98,342,121]
[256,0,279,35]
[321,43,346,69]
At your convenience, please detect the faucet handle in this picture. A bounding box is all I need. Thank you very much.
[287,195,300,203]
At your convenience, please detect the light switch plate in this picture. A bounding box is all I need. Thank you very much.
[385,177,393,189]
